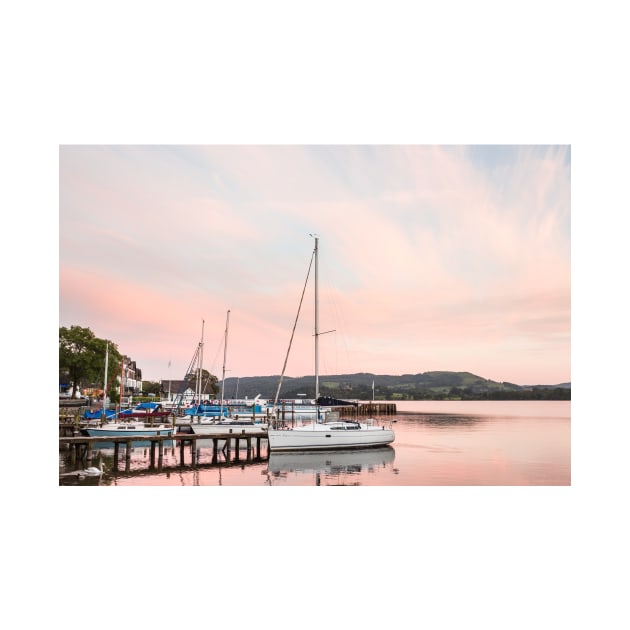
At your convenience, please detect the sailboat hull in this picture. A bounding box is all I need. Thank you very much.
[267,424,394,452]
[82,424,173,437]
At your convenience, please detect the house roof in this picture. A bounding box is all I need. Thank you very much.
[160,379,192,393]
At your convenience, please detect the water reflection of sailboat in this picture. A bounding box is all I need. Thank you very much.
[267,446,395,475]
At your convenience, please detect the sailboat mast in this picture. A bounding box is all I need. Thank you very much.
[198,320,204,403]
[314,236,319,400]
[168,360,171,401]
[120,356,124,406]
[103,341,109,410]
[220,309,230,413]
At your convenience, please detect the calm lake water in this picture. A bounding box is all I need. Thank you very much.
[59,400,570,486]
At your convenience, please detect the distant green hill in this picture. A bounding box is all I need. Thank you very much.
[214,371,570,401]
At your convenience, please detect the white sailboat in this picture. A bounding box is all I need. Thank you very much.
[187,310,268,436]
[82,341,117,423]
[82,342,173,436]
[268,235,395,452]
[175,319,231,421]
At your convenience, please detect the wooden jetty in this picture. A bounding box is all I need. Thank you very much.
[59,431,268,473]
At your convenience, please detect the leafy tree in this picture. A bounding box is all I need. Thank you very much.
[59,326,122,399]
[142,380,162,395]
[185,369,219,399]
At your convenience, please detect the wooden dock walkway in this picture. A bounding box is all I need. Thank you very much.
[59,432,268,472]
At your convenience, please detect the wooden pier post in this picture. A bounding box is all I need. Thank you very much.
[86,440,94,465]
[191,438,197,465]
[225,434,232,460]
[125,439,132,471]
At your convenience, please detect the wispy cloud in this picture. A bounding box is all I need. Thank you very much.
[60,145,570,385]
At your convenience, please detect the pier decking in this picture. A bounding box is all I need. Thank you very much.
[59,431,267,472]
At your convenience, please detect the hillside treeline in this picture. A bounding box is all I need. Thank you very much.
[218,371,571,401]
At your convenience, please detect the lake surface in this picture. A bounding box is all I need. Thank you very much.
[58,400,570,486]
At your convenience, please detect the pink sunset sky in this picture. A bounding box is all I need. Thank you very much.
[59,145,570,386]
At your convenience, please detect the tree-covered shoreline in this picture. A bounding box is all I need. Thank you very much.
[60,326,570,402]
[220,372,571,401]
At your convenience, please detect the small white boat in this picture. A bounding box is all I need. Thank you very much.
[186,419,268,436]
[228,398,273,421]
[82,422,174,437]
[180,400,271,421]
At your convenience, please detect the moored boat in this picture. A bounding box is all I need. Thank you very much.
[267,236,395,452]
[182,401,230,420]
[82,408,117,422]
[82,341,117,425]
[181,417,268,435]
[227,397,272,421]
[118,401,172,418]
[268,419,394,451]
[81,421,174,437]
[183,311,271,436]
